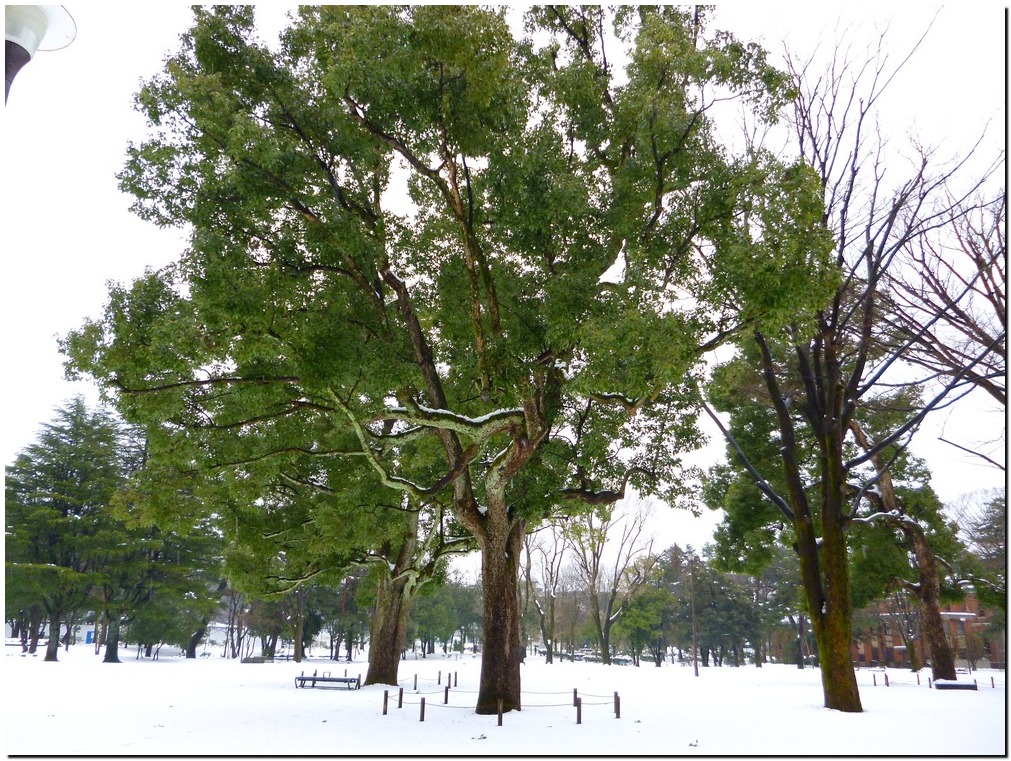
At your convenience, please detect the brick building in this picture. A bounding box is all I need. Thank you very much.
[850,592,1004,670]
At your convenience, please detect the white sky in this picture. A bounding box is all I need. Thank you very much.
[2,3,1005,551]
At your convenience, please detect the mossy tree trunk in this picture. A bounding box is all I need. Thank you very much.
[474,514,525,714]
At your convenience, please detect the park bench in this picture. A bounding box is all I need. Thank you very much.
[934,679,977,691]
[294,669,361,690]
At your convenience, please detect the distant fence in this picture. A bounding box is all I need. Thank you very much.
[858,668,1005,690]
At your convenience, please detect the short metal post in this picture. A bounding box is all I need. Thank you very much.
[454,672,458,687]
[438,670,441,685]
[414,674,418,690]
[497,699,503,726]
[928,677,932,688]
[398,687,404,708]
[575,696,582,725]
[884,674,889,687]
[614,691,620,719]
[420,697,426,722]
[573,688,578,706]
[872,674,876,687]
[383,690,389,715]
[916,673,920,685]
[444,685,450,704]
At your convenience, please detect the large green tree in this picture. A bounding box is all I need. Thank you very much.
[64,6,829,712]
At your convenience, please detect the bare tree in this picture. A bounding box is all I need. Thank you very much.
[565,500,657,664]
[703,24,1001,711]
[888,189,1005,406]
[884,188,1006,467]
[951,488,1007,607]
[523,523,569,664]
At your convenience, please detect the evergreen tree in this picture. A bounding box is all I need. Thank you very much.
[5,397,127,661]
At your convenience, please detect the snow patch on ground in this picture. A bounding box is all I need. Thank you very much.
[5,645,1006,756]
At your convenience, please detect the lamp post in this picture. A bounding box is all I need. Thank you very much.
[689,554,699,677]
[5,5,76,103]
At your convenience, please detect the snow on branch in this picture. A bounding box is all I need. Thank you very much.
[381,401,524,438]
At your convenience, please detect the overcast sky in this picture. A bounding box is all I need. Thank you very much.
[3,3,1005,551]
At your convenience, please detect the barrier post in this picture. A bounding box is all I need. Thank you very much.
[573,688,578,706]
[885,674,889,687]
[497,699,503,727]
[916,673,920,685]
[575,697,582,725]
[438,670,441,685]
[444,685,450,704]
[992,677,995,688]
[928,678,932,688]
[398,687,404,708]
[614,692,620,719]
[383,690,389,715]
[872,674,876,686]
[454,672,458,687]
[420,697,426,722]
[414,674,418,690]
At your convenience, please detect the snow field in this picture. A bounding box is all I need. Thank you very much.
[4,645,1005,756]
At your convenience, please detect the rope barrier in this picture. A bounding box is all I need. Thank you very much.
[381,684,622,725]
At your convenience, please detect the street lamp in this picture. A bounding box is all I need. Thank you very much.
[689,554,699,677]
[5,5,76,103]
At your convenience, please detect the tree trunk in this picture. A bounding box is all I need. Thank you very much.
[600,614,614,665]
[186,620,208,659]
[292,589,306,663]
[901,524,956,681]
[44,613,61,662]
[804,500,862,712]
[365,572,415,685]
[796,613,806,669]
[103,615,122,663]
[537,603,554,664]
[475,518,524,714]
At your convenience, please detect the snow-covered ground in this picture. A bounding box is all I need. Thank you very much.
[5,645,1005,756]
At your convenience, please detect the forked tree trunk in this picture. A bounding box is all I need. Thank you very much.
[366,572,415,685]
[475,518,524,714]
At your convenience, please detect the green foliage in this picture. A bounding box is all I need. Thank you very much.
[613,584,674,663]
[408,574,482,650]
[5,398,129,624]
[60,7,834,690]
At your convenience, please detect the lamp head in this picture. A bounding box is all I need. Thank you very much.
[6,5,76,58]
[5,5,76,103]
